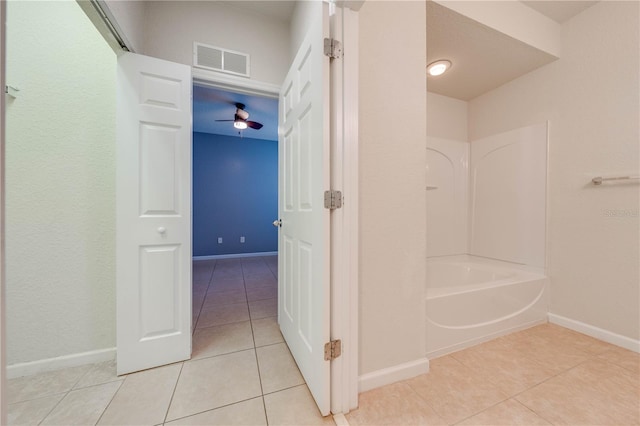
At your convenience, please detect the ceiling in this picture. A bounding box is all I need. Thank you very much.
[193,85,279,141]
[427,1,599,101]
[193,1,601,115]
[521,1,598,23]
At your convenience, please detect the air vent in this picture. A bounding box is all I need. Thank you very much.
[194,42,250,78]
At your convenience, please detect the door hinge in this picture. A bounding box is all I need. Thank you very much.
[324,38,343,59]
[324,339,342,361]
[324,190,343,210]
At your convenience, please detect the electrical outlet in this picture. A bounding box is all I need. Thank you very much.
[240,236,245,243]
[217,237,223,244]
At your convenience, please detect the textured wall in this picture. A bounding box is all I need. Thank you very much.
[359,1,427,375]
[143,1,290,86]
[6,1,116,364]
[469,1,639,340]
[427,93,468,141]
[193,133,278,256]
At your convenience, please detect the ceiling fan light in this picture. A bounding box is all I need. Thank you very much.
[427,59,452,76]
[234,120,248,130]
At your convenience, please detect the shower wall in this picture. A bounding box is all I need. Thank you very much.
[426,93,469,257]
[470,123,547,267]
[426,94,547,268]
[426,138,468,257]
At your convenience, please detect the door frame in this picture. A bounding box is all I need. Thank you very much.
[0,1,360,417]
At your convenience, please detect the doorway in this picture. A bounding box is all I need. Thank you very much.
[190,83,281,337]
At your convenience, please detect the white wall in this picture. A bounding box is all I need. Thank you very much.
[469,1,640,340]
[359,1,427,376]
[143,1,290,86]
[427,92,467,141]
[101,0,147,53]
[0,0,6,421]
[290,1,322,60]
[6,1,116,365]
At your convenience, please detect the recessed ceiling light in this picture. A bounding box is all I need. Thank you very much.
[427,60,452,76]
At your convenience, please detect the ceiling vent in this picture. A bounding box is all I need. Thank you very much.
[193,42,251,78]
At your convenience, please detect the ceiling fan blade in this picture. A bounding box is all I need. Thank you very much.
[246,121,263,130]
[215,119,235,122]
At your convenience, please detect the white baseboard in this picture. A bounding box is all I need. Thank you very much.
[548,313,640,353]
[193,251,277,261]
[7,347,116,379]
[358,357,429,393]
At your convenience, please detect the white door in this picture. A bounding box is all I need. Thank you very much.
[278,2,331,416]
[116,52,192,375]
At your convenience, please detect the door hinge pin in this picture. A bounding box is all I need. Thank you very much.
[324,339,342,361]
[324,190,343,210]
[324,38,343,59]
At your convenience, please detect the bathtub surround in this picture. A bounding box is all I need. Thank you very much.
[426,137,468,257]
[470,123,548,268]
[426,94,550,356]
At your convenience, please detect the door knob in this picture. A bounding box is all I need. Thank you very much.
[157,227,167,234]
[272,219,282,228]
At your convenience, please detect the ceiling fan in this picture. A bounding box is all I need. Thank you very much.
[216,103,263,130]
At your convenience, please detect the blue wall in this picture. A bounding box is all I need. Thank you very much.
[193,132,278,256]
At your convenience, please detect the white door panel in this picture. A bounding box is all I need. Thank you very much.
[117,52,192,375]
[278,2,331,416]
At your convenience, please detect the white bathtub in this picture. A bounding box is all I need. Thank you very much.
[426,255,548,358]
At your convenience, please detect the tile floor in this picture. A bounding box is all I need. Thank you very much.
[8,256,334,426]
[346,323,640,425]
[8,257,640,425]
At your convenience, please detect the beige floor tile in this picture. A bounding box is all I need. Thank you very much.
[41,381,121,426]
[345,382,446,426]
[8,394,65,426]
[249,298,277,320]
[212,270,244,280]
[166,349,262,421]
[202,289,247,308]
[406,356,509,424]
[513,323,615,355]
[264,385,335,426]
[192,279,210,294]
[244,275,277,290]
[192,321,254,360]
[252,316,284,347]
[193,289,206,307]
[192,262,214,285]
[166,397,267,425]
[247,286,278,302]
[196,302,250,328]
[256,343,304,394]
[597,345,640,375]
[243,270,276,279]
[457,398,551,425]
[499,326,593,373]
[7,365,92,404]
[208,279,245,294]
[97,363,182,426]
[451,338,557,396]
[516,359,640,425]
[73,359,120,389]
